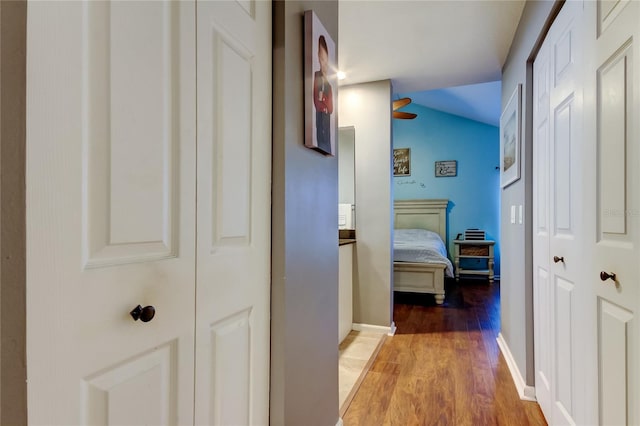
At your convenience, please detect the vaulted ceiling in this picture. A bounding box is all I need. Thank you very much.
[338,0,526,124]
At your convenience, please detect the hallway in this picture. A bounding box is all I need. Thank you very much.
[342,280,546,425]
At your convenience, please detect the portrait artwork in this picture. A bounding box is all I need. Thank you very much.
[304,10,337,156]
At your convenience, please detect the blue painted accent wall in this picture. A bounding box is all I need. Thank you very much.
[393,103,501,276]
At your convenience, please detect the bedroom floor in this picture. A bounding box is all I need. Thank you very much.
[342,279,547,426]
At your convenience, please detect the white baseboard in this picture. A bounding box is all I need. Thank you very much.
[389,321,397,336]
[496,333,536,401]
[352,322,396,336]
[335,418,344,426]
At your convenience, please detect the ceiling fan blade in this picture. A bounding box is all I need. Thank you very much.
[393,111,417,120]
[392,97,411,111]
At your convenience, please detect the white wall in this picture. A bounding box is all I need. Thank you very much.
[339,81,393,328]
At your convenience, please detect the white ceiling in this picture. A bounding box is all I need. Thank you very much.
[338,0,525,124]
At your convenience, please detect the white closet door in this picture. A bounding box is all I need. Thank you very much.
[26,1,196,424]
[533,1,591,424]
[533,34,552,420]
[585,0,640,424]
[194,1,272,425]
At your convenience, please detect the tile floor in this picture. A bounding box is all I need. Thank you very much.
[338,330,386,414]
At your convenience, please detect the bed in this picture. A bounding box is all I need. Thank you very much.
[393,199,453,304]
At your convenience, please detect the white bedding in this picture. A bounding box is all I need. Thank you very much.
[393,229,454,277]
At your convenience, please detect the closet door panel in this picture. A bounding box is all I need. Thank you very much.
[552,98,574,236]
[589,0,640,423]
[533,41,552,419]
[598,299,633,426]
[534,2,589,424]
[26,1,197,424]
[597,42,631,238]
[194,1,272,425]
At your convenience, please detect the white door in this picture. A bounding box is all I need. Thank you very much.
[193,1,271,425]
[584,0,640,424]
[533,34,552,420]
[533,1,590,424]
[26,1,196,424]
[26,1,272,424]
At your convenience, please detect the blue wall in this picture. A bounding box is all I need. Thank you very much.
[393,103,501,276]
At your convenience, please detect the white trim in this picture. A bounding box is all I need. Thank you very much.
[352,322,396,336]
[336,418,344,426]
[496,333,537,401]
[389,321,397,336]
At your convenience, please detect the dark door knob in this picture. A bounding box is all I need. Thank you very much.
[600,271,616,282]
[130,305,156,322]
[553,256,564,263]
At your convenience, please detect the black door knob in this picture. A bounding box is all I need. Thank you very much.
[599,271,616,282]
[130,305,156,322]
[553,256,564,263]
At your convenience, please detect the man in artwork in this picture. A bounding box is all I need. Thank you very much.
[313,35,333,153]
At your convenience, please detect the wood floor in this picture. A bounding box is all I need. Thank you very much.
[342,279,547,426]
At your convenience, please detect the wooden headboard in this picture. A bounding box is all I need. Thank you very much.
[393,199,449,243]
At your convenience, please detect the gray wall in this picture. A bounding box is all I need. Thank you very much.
[0,1,27,424]
[271,1,340,425]
[339,81,393,328]
[501,0,561,386]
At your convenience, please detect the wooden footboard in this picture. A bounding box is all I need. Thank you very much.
[393,262,446,304]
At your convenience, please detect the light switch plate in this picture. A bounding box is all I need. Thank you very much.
[511,205,516,224]
[518,205,523,224]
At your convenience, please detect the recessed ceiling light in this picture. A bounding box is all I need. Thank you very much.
[337,71,346,80]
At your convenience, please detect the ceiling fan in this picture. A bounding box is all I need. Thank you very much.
[393,97,417,120]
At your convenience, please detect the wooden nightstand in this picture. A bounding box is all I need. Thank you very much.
[453,240,495,283]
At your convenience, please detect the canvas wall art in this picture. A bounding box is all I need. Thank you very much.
[304,10,336,156]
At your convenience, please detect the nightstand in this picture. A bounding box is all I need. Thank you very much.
[453,240,495,283]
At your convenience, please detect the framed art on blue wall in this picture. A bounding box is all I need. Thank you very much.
[435,160,457,177]
[304,10,336,156]
[500,84,521,188]
[393,148,411,176]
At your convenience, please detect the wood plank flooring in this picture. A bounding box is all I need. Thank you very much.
[343,280,547,426]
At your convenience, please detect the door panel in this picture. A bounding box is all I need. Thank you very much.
[209,310,252,426]
[213,35,252,245]
[534,266,552,410]
[533,2,587,424]
[597,41,633,241]
[195,1,271,425]
[598,299,633,426]
[26,2,196,424]
[553,98,574,235]
[597,0,630,36]
[587,0,640,424]
[533,33,552,418]
[84,1,180,267]
[597,41,632,240]
[82,342,177,425]
[554,277,575,422]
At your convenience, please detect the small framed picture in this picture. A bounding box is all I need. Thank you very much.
[435,160,457,177]
[304,10,336,156]
[393,148,411,176]
[500,85,521,188]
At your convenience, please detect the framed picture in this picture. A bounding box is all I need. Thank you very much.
[500,84,521,188]
[393,148,411,176]
[304,10,336,156]
[435,160,457,177]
